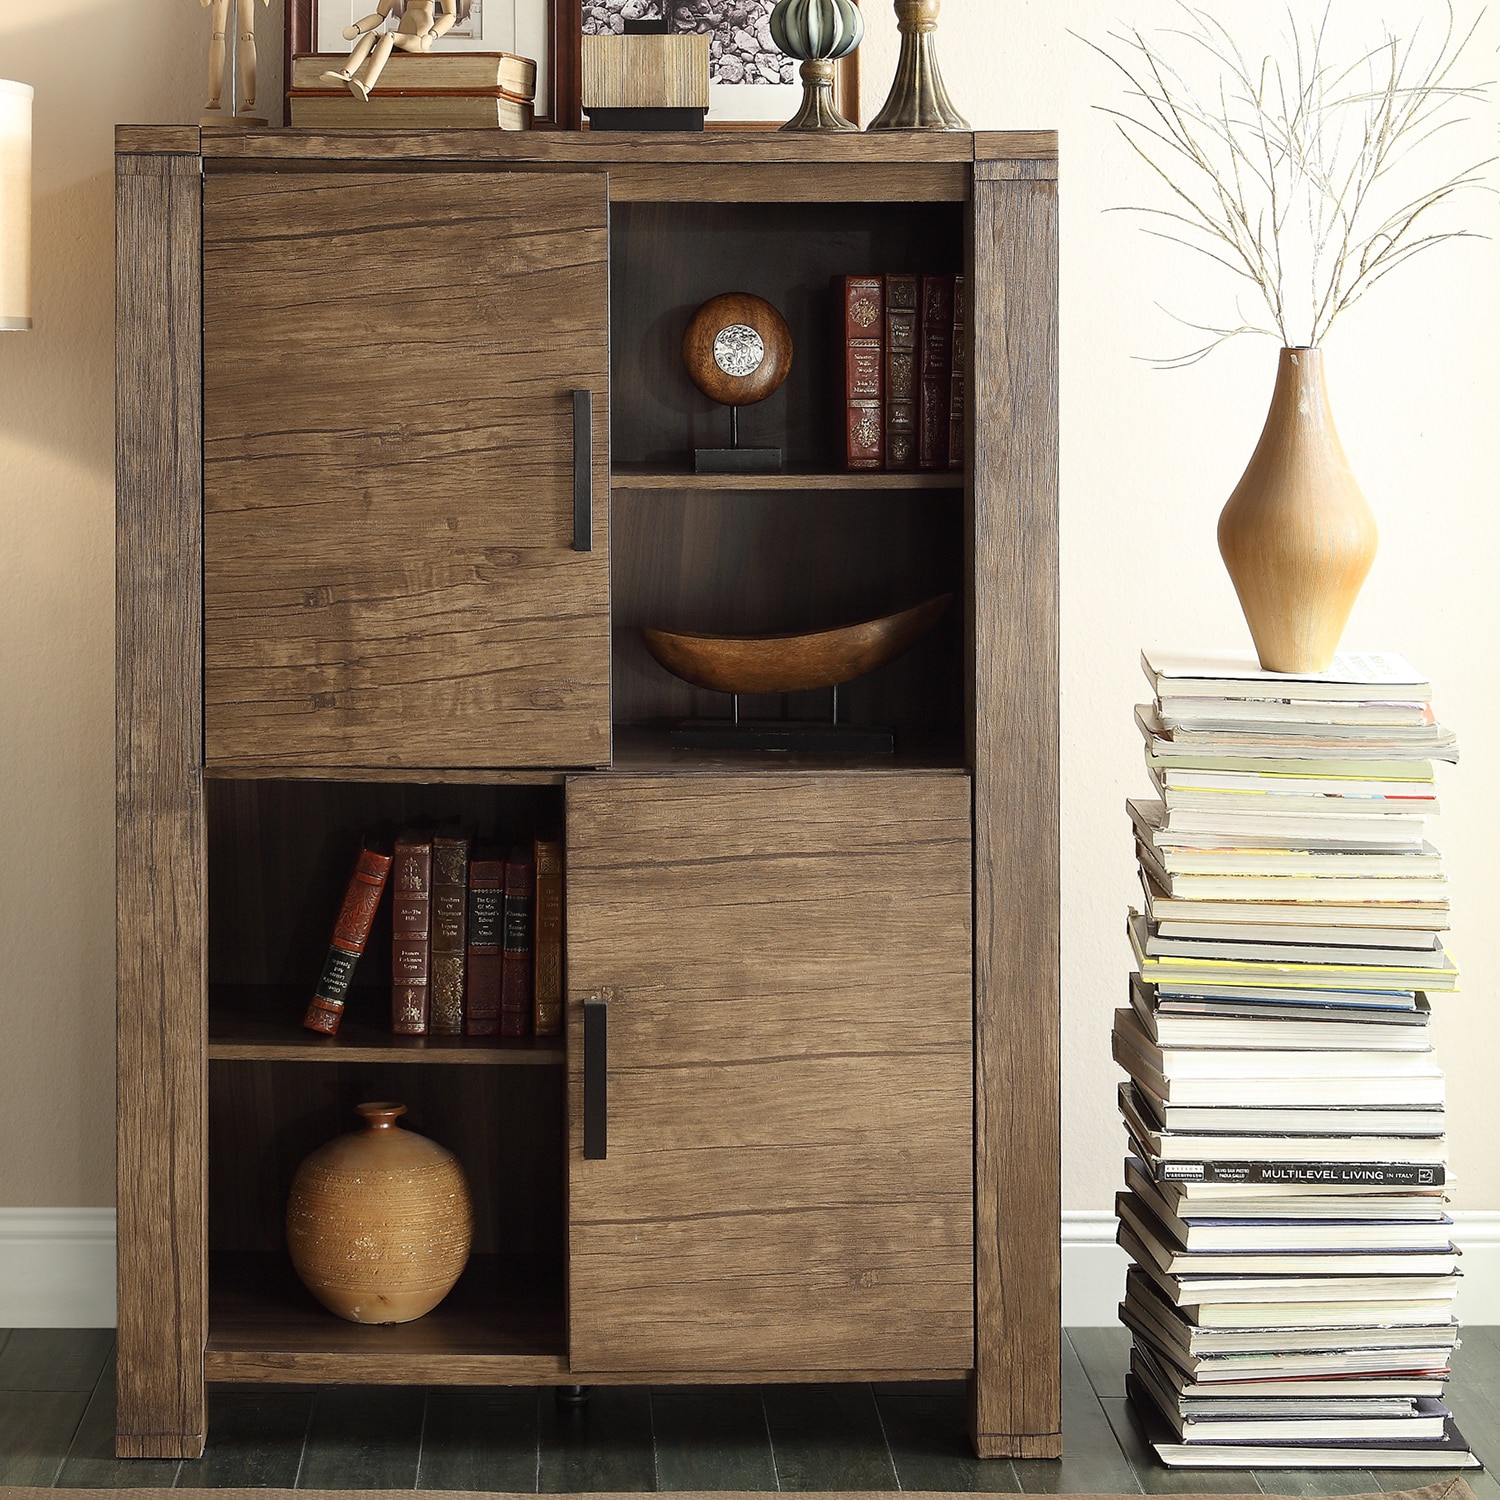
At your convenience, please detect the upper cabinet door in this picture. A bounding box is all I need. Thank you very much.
[566,772,974,1375]
[202,171,611,770]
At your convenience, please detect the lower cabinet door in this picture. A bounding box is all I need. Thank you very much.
[565,772,974,1374]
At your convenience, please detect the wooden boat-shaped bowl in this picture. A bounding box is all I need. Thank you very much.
[640,594,952,696]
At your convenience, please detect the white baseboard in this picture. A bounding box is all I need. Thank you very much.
[0,1210,116,1328]
[1063,1208,1500,1326]
[1,1207,1497,1331]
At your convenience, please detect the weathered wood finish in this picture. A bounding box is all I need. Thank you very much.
[565,773,974,1374]
[115,130,1063,1454]
[116,148,208,1461]
[198,125,983,162]
[202,170,612,769]
[968,173,1063,1457]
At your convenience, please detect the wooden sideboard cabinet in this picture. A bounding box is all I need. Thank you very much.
[115,125,1060,1462]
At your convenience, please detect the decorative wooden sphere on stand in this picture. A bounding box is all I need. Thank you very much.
[682,293,794,473]
[286,1102,473,1325]
[770,0,865,132]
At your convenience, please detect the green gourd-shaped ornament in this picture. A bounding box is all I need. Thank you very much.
[770,0,865,131]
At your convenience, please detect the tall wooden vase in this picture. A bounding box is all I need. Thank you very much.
[1217,347,1378,674]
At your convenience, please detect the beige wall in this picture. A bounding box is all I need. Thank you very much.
[0,0,1495,1211]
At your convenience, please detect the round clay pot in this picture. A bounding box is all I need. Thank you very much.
[285,1102,473,1325]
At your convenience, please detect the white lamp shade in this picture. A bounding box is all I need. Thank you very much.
[0,80,33,332]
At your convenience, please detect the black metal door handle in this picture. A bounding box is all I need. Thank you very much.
[572,389,593,553]
[583,996,607,1159]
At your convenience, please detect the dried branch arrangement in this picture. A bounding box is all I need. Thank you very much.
[1086,4,1494,365]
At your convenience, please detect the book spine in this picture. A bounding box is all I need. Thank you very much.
[947,274,966,471]
[533,839,564,1038]
[302,847,393,1036]
[465,857,506,1037]
[429,834,470,1036]
[884,273,919,471]
[918,274,954,469]
[500,856,535,1038]
[1157,1160,1447,1187]
[391,834,433,1035]
[840,275,884,470]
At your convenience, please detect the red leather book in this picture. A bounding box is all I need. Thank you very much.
[884,273,919,471]
[391,829,433,1035]
[533,839,563,1038]
[465,850,505,1037]
[948,274,966,472]
[429,832,469,1036]
[839,275,884,470]
[302,844,393,1036]
[500,853,535,1038]
[918,274,955,470]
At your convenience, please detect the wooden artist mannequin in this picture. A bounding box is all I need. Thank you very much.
[200,0,271,126]
[322,0,459,100]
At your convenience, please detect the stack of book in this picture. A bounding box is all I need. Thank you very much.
[303,831,563,1041]
[287,51,537,129]
[837,273,965,472]
[1116,648,1477,1470]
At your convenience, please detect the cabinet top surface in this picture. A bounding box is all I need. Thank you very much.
[116,124,1057,166]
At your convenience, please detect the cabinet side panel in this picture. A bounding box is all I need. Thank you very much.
[116,151,208,1459]
[969,174,1062,1455]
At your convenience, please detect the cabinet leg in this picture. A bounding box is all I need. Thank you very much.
[555,1384,592,1408]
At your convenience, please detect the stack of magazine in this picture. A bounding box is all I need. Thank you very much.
[1115,648,1477,1469]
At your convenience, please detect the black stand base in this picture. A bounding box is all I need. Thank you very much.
[694,447,783,474]
[586,107,707,131]
[669,720,895,754]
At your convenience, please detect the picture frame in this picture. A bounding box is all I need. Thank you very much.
[285,0,583,128]
[579,1,859,129]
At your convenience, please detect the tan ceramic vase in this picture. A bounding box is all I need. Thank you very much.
[285,1102,473,1325]
[1217,347,1378,674]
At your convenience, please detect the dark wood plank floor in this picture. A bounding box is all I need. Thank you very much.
[0,1327,1493,1491]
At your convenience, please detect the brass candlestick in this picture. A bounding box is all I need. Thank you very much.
[867,0,968,131]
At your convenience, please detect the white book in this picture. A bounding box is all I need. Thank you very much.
[1130,982,1436,1049]
[1143,648,1431,702]
[1160,699,1435,730]
[1125,1083,1447,1138]
[1137,842,1451,908]
[1138,704,1459,764]
[1123,1288,1459,1358]
[1124,1246,1460,1308]
[1131,804,1443,874]
[1140,932,1450,970]
[1114,1007,1439,1077]
[1128,917,1459,993]
[1129,1333,1447,1396]
[1158,786,1440,822]
[1117,1196,1462,1276]
[1155,919,1441,952]
[1114,1032,1447,1107]
[1131,1270,1454,1332]
[1142,873,1450,930]
[1154,766,1436,795]
[1152,810,1428,851]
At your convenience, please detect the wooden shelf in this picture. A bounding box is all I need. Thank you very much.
[610,726,968,776]
[209,986,565,1065]
[611,466,963,492]
[204,765,570,785]
[206,1253,568,1384]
